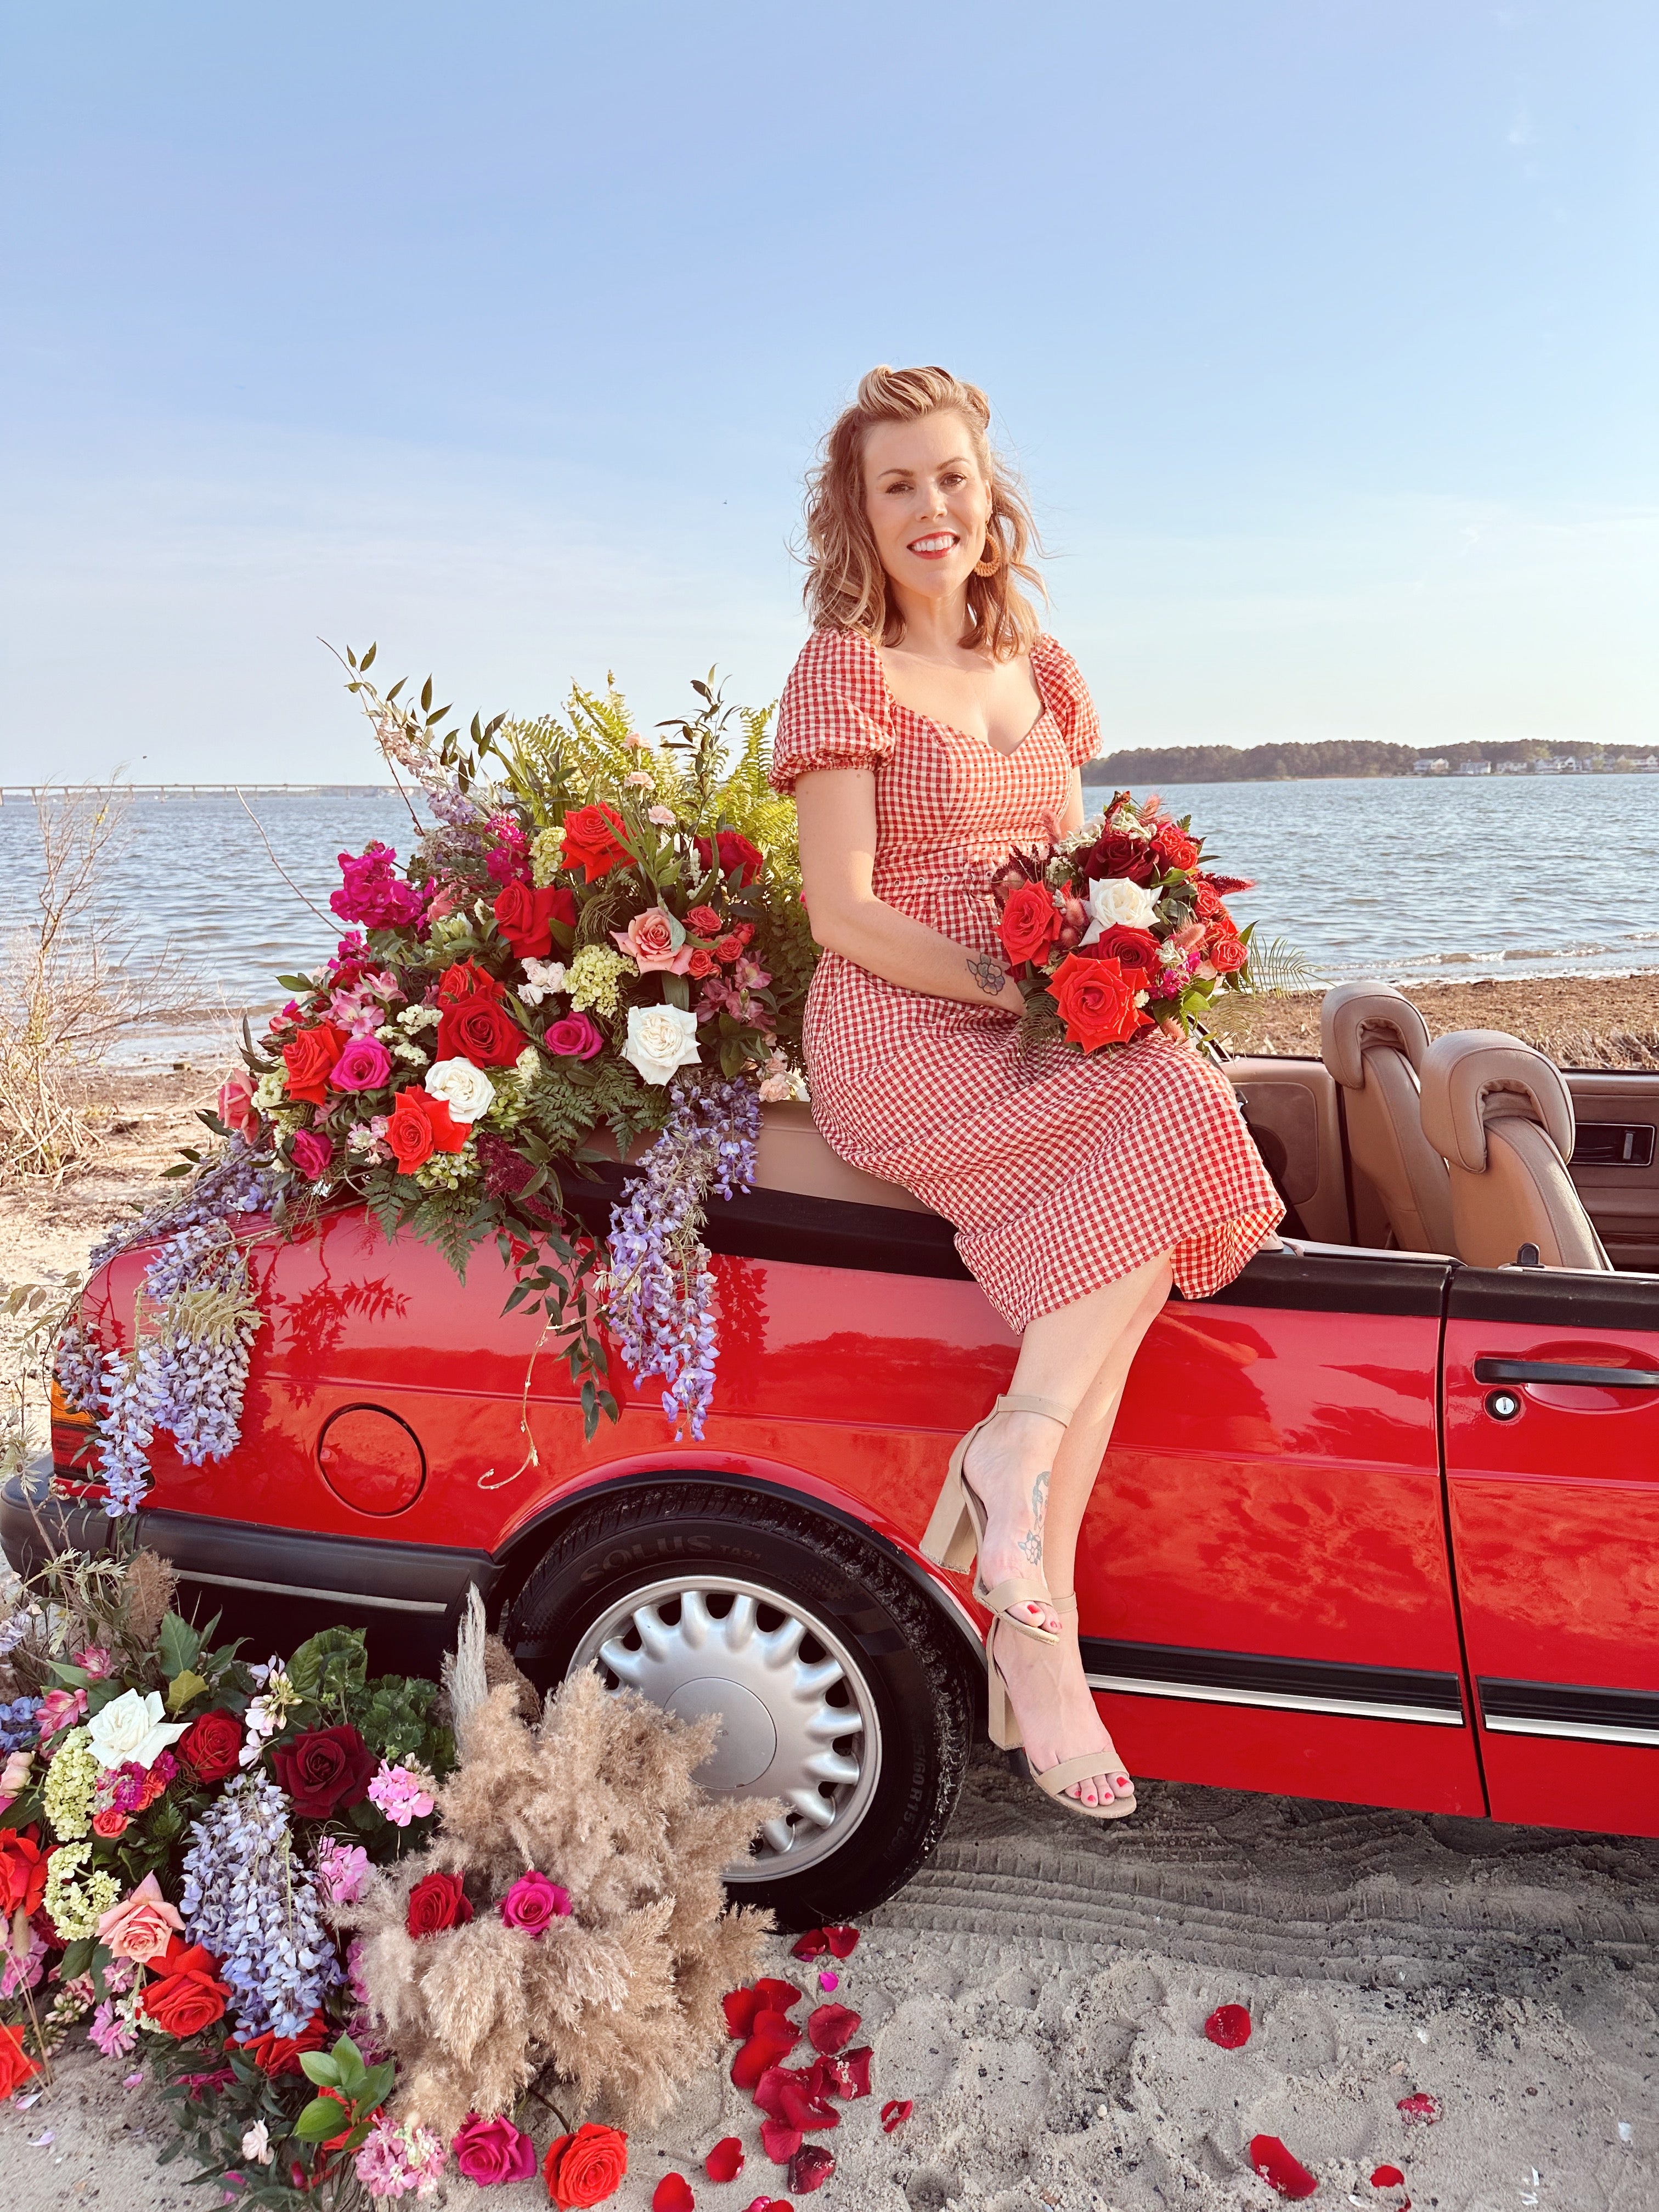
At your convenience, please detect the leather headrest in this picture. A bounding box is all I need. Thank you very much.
[1419,1030,1575,1173]
[1321,983,1432,1089]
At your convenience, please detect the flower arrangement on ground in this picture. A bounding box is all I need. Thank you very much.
[993,790,1256,1052]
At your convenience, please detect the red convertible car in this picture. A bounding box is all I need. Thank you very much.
[14,984,1659,1923]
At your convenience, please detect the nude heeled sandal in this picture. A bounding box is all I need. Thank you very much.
[986,1591,1138,1824]
[920,1392,1071,1644]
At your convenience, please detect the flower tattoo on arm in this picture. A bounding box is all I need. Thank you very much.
[967,951,1007,998]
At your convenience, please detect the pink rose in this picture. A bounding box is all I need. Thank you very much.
[216,1070,256,1136]
[328,1035,393,1092]
[290,1127,334,1181]
[499,1869,572,1937]
[96,1871,185,1964]
[452,2113,538,2186]
[37,1686,87,1741]
[611,905,693,975]
[543,1012,605,1060]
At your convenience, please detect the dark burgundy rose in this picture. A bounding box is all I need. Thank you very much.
[695,829,764,886]
[270,1724,374,1818]
[1081,831,1160,886]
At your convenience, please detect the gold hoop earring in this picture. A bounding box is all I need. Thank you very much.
[973,527,1003,577]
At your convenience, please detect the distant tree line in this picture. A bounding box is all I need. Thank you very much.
[1081,737,1657,785]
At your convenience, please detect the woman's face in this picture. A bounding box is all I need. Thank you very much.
[861,409,992,605]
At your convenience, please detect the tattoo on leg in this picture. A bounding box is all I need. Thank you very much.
[1017,1466,1050,1568]
[967,951,1007,997]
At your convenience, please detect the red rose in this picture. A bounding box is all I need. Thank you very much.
[1082,831,1160,886]
[493,880,577,960]
[140,1939,232,2038]
[270,1724,374,1818]
[283,1022,348,1105]
[437,960,506,1005]
[0,2023,40,2101]
[1152,823,1200,873]
[1208,933,1248,975]
[561,804,629,883]
[997,879,1063,968]
[544,2123,629,2208]
[1082,924,1161,986]
[1048,952,1147,1051]
[176,1708,243,1785]
[92,1808,129,1838]
[712,933,745,964]
[0,1827,49,1918]
[239,2012,329,2077]
[436,994,525,1068]
[695,829,764,887]
[685,904,723,936]
[385,1091,436,1172]
[406,1869,473,1938]
[686,947,715,978]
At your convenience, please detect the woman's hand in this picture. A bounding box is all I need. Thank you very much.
[794,766,1025,1013]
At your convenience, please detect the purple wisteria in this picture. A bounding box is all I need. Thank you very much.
[605,1075,760,1440]
[179,1770,341,2038]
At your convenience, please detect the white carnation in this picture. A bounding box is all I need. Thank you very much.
[424,1057,498,1122]
[1082,875,1160,939]
[621,1002,702,1086]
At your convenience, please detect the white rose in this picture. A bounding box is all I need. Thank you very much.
[424,1057,497,1123]
[1082,876,1159,940]
[621,1002,702,1086]
[86,1688,187,1774]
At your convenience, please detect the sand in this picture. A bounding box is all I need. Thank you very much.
[1204,974,1659,1069]
[3,1040,1658,2208]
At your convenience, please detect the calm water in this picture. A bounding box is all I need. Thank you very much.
[1,777,1652,1059]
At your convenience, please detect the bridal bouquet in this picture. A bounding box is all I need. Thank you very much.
[992,791,1255,1052]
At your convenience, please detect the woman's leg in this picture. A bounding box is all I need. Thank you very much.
[963,1249,1173,1805]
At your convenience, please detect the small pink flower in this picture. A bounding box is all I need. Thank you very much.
[0,1924,46,1997]
[328,1035,393,1092]
[544,1012,605,1060]
[366,1760,436,1829]
[312,1838,371,1906]
[37,1686,87,1741]
[88,1999,137,2058]
[499,1869,572,1937]
[290,1127,333,1181]
[647,805,676,826]
[216,1071,256,1136]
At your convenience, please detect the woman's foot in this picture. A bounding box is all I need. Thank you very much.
[992,1614,1134,1810]
[962,1408,1065,1637]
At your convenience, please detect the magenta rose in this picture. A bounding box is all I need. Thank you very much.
[543,1012,605,1060]
[452,2113,538,2186]
[328,1035,393,1092]
[499,1869,572,1936]
[290,1127,334,1181]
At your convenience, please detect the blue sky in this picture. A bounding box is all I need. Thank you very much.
[3,2,1655,781]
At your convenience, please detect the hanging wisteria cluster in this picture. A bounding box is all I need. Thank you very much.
[179,1769,342,2038]
[605,1074,761,1440]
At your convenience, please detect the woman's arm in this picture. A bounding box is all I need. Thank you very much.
[793,767,1026,1013]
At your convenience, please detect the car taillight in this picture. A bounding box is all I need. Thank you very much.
[49,1375,101,1479]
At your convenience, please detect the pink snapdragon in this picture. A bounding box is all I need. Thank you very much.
[366,1760,437,1829]
[88,1998,138,2058]
[484,815,530,887]
[354,2120,447,2200]
[0,1924,46,1997]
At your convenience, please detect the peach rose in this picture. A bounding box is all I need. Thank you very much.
[96,1871,184,1963]
[611,905,693,975]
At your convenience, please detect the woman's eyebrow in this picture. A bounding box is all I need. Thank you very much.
[876,455,972,479]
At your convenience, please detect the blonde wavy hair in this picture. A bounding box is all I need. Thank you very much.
[801,364,1045,661]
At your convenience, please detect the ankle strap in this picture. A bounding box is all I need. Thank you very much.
[995,1392,1073,1427]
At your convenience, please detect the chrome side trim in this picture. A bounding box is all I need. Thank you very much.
[1483,1713,1659,1749]
[176,1568,449,1615]
[1085,1671,1466,1727]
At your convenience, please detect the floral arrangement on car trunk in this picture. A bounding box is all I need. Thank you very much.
[994,789,1257,1051]
[0,1548,783,2206]
[52,657,817,1518]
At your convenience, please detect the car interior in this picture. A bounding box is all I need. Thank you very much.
[748,981,1657,1276]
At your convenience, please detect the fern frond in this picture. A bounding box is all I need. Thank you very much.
[1233,935,1320,997]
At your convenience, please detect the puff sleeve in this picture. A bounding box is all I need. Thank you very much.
[768,628,895,793]
[1033,636,1102,769]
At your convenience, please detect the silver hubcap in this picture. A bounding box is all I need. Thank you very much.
[568,1576,882,1881]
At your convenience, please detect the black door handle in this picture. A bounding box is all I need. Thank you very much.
[1473,1357,1659,1390]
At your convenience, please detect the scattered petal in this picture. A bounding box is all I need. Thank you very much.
[756,1978,805,2014]
[732,2011,802,2089]
[788,2145,836,2194]
[1248,2136,1318,2199]
[760,2120,803,2165]
[823,1925,859,1958]
[880,2099,913,2134]
[1371,2168,1406,2188]
[791,1929,827,1959]
[1203,2003,1252,2049]
[724,1987,761,2039]
[653,2177,695,2212]
[14,2092,42,2110]
[817,1970,839,1992]
[29,2132,55,2149]
[1397,2094,1441,2125]
[806,2002,861,2055]
[123,2071,145,2089]
[706,2137,744,2183]
[817,2047,872,2100]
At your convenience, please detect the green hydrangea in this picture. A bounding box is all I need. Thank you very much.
[568,944,629,1017]
[482,1046,540,1134]
[252,1070,287,1112]
[413,1142,478,1193]
[530,825,566,888]
[41,1724,98,1839]
[43,1841,120,1940]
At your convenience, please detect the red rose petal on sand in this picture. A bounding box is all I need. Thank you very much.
[653,2179,695,2212]
[1248,2136,1318,2199]
[880,2098,913,2134]
[732,2012,802,2089]
[723,1987,761,2039]
[760,2120,803,2165]
[823,1926,859,1959]
[817,2047,872,2100]
[1203,2004,1252,2049]
[755,1978,805,2014]
[1371,2167,1407,2187]
[790,1930,827,1959]
[806,2003,860,2055]
[788,2146,836,2195]
[706,2137,744,2183]
[1397,2093,1441,2125]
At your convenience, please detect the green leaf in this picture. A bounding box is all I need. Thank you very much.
[294,2095,344,2138]
[59,1936,95,1979]
[359,641,376,670]
[165,1667,209,1713]
[274,974,317,994]
[360,2061,397,2109]
[421,675,434,712]
[661,974,690,1011]
[159,1611,202,1681]
[331,2033,364,2078]
[298,2053,342,2089]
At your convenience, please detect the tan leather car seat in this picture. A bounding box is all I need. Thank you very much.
[1321,983,1454,1253]
[1418,1030,1611,1271]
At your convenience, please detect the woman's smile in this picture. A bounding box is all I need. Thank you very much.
[907,531,959,558]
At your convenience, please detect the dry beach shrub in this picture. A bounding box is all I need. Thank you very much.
[341,1626,777,2137]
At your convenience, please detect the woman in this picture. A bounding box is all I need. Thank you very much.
[768,365,1283,1820]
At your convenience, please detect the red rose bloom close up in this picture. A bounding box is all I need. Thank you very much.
[1152,822,1200,873]
[1048,953,1147,1052]
[385,1086,470,1176]
[493,879,577,960]
[1207,933,1248,975]
[0,1826,50,1918]
[176,1708,244,1785]
[139,1940,233,2038]
[406,1869,473,1938]
[685,903,723,936]
[436,993,524,1069]
[0,2022,41,2101]
[271,1723,374,1818]
[239,2012,329,2077]
[282,1022,348,1105]
[544,2121,629,2207]
[437,960,506,1006]
[1082,830,1160,886]
[1082,924,1161,987]
[695,828,764,886]
[997,879,1062,968]
[561,804,630,883]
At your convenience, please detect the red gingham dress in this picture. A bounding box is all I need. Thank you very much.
[768,627,1283,1329]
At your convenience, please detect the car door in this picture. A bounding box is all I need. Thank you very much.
[1442,1261,1659,1836]
[1076,1243,1487,1817]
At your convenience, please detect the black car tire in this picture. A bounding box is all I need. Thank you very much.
[501,1482,973,1927]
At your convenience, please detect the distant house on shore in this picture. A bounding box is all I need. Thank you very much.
[1455,760,1491,776]
[1413,757,1451,776]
